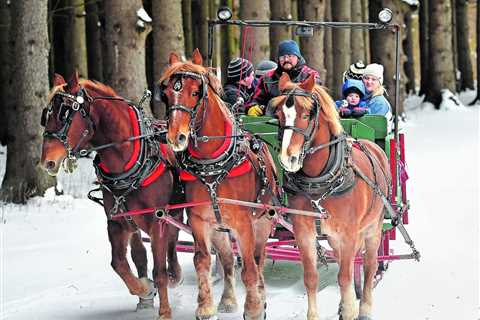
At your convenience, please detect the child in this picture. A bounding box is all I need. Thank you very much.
[335,79,368,118]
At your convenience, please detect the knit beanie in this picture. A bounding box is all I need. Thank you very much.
[343,61,366,81]
[227,58,254,83]
[255,60,277,78]
[364,63,384,84]
[277,40,302,59]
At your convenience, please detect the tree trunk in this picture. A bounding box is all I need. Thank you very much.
[240,0,270,65]
[152,0,184,119]
[470,0,480,105]
[220,0,234,81]
[270,0,291,61]
[456,0,474,90]
[52,0,68,77]
[191,0,209,60]
[331,0,351,98]
[361,0,370,62]
[419,0,429,95]
[1,0,55,203]
[369,0,407,114]
[324,0,334,90]
[451,0,460,92]
[0,1,12,146]
[404,10,416,94]
[85,0,103,81]
[182,0,193,58]
[350,0,365,63]
[65,0,88,78]
[104,0,152,105]
[299,0,326,82]
[425,0,456,108]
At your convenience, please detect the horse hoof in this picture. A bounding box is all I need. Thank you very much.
[136,297,154,311]
[168,272,184,288]
[139,277,157,299]
[243,305,266,320]
[217,301,239,313]
[357,316,373,320]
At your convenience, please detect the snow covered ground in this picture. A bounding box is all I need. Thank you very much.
[1,93,479,320]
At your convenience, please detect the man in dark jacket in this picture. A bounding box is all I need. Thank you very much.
[222,57,255,114]
[247,40,321,116]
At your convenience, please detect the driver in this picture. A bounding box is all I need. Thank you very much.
[246,40,321,116]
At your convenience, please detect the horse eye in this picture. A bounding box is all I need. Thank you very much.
[192,91,199,97]
[302,114,309,120]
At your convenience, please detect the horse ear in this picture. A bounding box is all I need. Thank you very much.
[192,48,203,65]
[169,52,180,65]
[300,74,315,92]
[53,73,66,87]
[67,70,80,90]
[279,72,291,91]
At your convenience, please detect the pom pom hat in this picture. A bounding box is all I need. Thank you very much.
[227,58,254,83]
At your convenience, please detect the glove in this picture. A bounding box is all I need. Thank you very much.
[338,107,352,118]
[351,107,368,118]
[247,105,264,116]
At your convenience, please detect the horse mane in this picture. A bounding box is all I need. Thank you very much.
[270,81,343,136]
[158,61,223,97]
[48,79,119,102]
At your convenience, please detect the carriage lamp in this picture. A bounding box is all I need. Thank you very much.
[217,6,232,21]
[378,8,393,24]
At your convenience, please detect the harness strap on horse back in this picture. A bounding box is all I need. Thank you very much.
[350,162,420,261]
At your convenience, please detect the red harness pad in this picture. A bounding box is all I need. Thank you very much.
[179,158,252,182]
[140,143,168,187]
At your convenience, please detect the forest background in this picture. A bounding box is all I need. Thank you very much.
[0,0,477,204]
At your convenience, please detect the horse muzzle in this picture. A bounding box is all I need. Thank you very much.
[279,153,302,173]
[167,132,189,152]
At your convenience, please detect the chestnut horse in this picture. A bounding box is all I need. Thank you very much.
[269,73,390,320]
[159,49,279,320]
[40,72,183,320]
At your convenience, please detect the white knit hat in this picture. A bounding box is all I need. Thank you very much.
[364,63,384,84]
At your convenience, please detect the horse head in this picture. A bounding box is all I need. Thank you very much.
[269,73,341,172]
[40,71,95,176]
[159,48,222,152]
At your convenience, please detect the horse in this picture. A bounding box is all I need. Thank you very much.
[268,73,390,320]
[40,72,184,320]
[159,49,280,320]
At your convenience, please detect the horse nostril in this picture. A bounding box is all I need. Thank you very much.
[46,160,56,170]
[177,134,187,144]
[290,156,298,164]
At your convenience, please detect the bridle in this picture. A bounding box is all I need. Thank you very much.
[162,71,209,146]
[41,87,95,160]
[276,88,320,167]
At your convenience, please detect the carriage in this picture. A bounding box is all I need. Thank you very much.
[40,7,419,320]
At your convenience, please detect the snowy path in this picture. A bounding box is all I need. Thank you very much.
[1,105,478,320]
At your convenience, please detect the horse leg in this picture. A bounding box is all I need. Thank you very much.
[359,222,383,320]
[130,230,148,278]
[129,230,155,310]
[211,230,238,313]
[166,210,183,288]
[190,214,217,319]
[291,214,319,320]
[337,237,360,320]
[253,216,272,305]
[234,218,263,320]
[150,221,172,320]
[107,221,155,300]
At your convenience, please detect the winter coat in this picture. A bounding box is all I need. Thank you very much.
[222,83,254,113]
[247,58,321,110]
[364,93,391,116]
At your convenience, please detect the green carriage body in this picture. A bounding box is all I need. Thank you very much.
[241,114,397,232]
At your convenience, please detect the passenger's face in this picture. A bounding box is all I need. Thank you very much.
[239,72,254,87]
[279,54,298,71]
[363,75,380,92]
[346,93,361,105]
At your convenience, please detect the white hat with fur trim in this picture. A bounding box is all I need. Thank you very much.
[364,63,384,84]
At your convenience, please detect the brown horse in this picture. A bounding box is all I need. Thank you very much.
[40,72,183,320]
[159,49,279,320]
[269,73,390,320]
